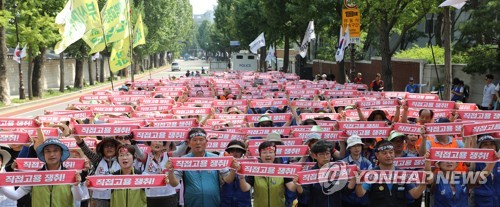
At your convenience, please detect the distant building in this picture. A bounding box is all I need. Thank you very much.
[193,10,214,25]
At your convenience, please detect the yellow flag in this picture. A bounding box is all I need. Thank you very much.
[102,0,130,44]
[133,14,146,48]
[81,0,105,54]
[109,37,131,73]
[54,0,88,54]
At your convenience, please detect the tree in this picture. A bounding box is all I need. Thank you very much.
[197,20,213,57]
[359,0,438,90]
[0,0,11,104]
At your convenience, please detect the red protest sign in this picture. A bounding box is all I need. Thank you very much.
[286,89,319,96]
[16,158,85,171]
[406,100,455,110]
[343,127,392,138]
[291,131,343,141]
[172,107,211,115]
[238,163,302,178]
[18,127,61,138]
[247,145,308,157]
[299,113,339,121]
[424,122,463,135]
[295,162,317,171]
[247,138,304,147]
[359,170,427,184]
[245,113,292,123]
[456,103,478,111]
[87,175,166,189]
[406,93,439,100]
[291,101,328,108]
[170,157,233,170]
[393,157,425,169]
[188,97,216,103]
[0,131,30,144]
[384,92,408,99]
[139,98,174,105]
[297,164,357,184]
[135,104,173,112]
[337,121,387,130]
[463,121,500,136]
[357,99,399,108]
[90,105,133,113]
[0,170,77,187]
[237,158,259,163]
[206,140,232,151]
[393,123,421,135]
[132,128,188,141]
[212,100,247,108]
[79,95,109,102]
[59,138,97,149]
[206,131,245,140]
[344,109,373,120]
[291,125,334,132]
[155,86,187,92]
[458,111,500,121]
[323,90,359,97]
[137,144,151,154]
[50,110,93,119]
[330,98,364,107]
[0,118,37,128]
[74,124,139,136]
[214,114,247,120]
[37,115,72,123]
[433,109,452,119]
[241,127,291,136]
[251,99,288,108]
[429,148,497,163]
[152,119,198,128]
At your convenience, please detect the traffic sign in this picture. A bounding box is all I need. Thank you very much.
[342,9,361,44]
[344,0,357,8]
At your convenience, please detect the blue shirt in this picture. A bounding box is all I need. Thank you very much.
[174,152,229,207]
[405,84,424,93]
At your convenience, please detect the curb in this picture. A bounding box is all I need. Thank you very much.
[0,66,168,117]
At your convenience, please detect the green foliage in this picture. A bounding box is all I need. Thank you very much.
[462,44,499,74]
[394,45,467,64]
[456,0,499,50]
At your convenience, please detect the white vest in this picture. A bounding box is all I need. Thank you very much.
[92,158,120,199]
[143,152,176,197]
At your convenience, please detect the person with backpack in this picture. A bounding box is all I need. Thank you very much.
[451,78,464,102]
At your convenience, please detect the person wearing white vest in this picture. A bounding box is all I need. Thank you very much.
[75,137,121,207]
[0,149,16,207]
[140,141,178,207]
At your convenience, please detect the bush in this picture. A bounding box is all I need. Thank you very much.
[394,45,467,64]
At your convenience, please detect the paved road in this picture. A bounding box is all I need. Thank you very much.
[10,60,209,118]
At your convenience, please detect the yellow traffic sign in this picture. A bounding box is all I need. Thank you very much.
[342,8,361,44]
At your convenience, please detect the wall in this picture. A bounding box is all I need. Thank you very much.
[6,57,110,96]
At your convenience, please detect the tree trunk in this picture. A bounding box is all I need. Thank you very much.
[32,49,45,98]
[149,54,154,69]
[337,60,346,84]
[435,11,443,47]
[88,56,94,85]
[443,7,452,100]
[99,57,105,82]
[283,35,290,73]
[260,47,266,72]
[59,53,64,92]
[28,47,33,100]
[74,59,84,88]
[380,25,393,91]
[0,0,10,105]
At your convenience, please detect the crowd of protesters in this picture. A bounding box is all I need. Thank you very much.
[0,70,499,207]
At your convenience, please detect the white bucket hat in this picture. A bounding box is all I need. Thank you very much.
[346,135,364,149]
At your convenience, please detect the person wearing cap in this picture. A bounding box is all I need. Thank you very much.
[0,148,16,207]
[388,131,409,158]
[239,141,297,207]
[257,115,274,127]
[295,140,345,207]
[369,73,384,91]
[138,141,178,207]
[221,140,251,207]
[350,140,427,207]
[74,136,122,207]
[354,73,363,84]
[298,132,321,163]
[342,135,372,207]
[470,135,500,207]
[118,85,129,92]
[423,148,499,207]
[405,77,427,94]
[166,128,240,207]
[0,138,84,207]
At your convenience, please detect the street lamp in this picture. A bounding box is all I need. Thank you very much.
[13,4,25,100]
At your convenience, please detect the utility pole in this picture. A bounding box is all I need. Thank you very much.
[349,44,356,82]
[443,6,452,100]
[13,4,25,99]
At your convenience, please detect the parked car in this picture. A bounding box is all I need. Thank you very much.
[171,62,181,71]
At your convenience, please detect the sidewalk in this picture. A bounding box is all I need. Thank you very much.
[0,66,168,117]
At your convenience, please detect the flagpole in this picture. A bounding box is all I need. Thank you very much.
[13,4,25,99]
[127,0,135,83]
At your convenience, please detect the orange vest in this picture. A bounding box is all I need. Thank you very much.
[430,137,467,172]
